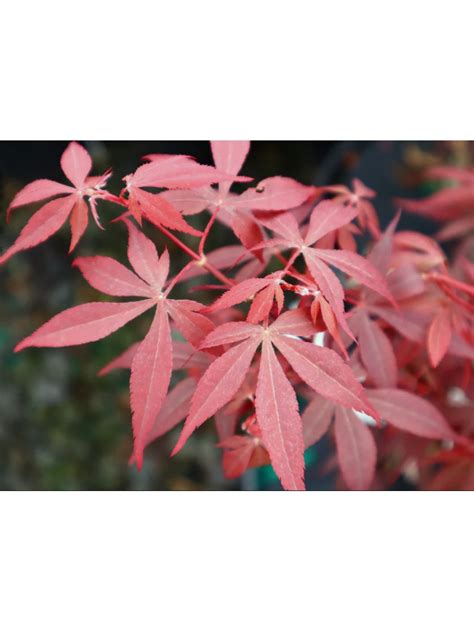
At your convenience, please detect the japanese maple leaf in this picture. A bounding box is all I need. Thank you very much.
[14,219,214,468]
[123,150,251,237]
[364,219,474,364]
[320,178,380,238]
[158,142,255,248]
[1,142,112,264]
[159,142,315,251]
[258,200,394,338]
[171,308,378,490]
[302,385,457,490]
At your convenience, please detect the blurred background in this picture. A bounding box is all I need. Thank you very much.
[0,140,470,490]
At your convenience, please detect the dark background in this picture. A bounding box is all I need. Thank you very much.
[0,141,462,490]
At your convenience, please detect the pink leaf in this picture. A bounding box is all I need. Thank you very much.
[159,188,213,215]
[368,305,425,344]
[0,196,76,265]
[393,231,445,261]
[302,395,335,448]
[69,197,89,252]
[172,337,261,454]
[7,179,74,214]
[131,303,173,467]
[73,256,152,298]
[211,141,250,196]
[427,310,452,367]
[200,321,262,348]
[130,155,249,190]
[131,188,202,236]
[231,213,264,252]
[303,249,354,340]
[270,308,316,338]
[258,211,303,245]
[334,406,377,490]
[386,263,425,301]
[166,301,214,347]
[313,248,394,303]
[15,299,155,351]
[395,187,474,221]
[271,334,377,418]
[221,436,259,479]
[236,176,312,211]
[355,311,397,388]
[246,283,277,324]
[367,211,400,273]
[125,220,166,289]
[305,201,359,245]
[366,388,455,440]
[208,277,271,312]
[211,141,250,177]
[60,142,92,188]
[255,338,305,490]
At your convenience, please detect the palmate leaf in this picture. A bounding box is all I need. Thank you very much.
[173,306,379,490]
[14,219,213,470]
[2,142,111,260]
